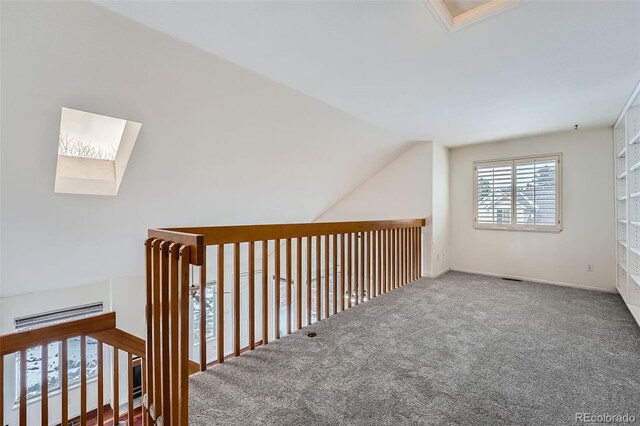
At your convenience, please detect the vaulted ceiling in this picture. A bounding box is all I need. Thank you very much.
[98,0,640,146]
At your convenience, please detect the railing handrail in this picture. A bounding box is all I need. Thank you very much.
[149,218,427,266]
[0,312,117,356]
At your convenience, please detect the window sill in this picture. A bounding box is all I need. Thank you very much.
[12,376,98,409]
[473,225,562,233]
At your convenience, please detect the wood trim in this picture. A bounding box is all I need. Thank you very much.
[249,241,256,349]
[89,328,146,358]
[147,229,204,265]
[41,343,48,426]
[157,219,425,246]
[0,312,116,355]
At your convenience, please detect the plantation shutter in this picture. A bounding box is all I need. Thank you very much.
[475,161,513,225]
[515,157,558,227]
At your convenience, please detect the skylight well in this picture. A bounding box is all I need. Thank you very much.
[426,0,520,32]
[54,108,141,196]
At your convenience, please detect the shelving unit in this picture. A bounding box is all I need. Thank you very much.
[614,80,640,327]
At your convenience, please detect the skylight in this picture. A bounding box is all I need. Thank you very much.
[54,108,141,196]
[426,0,520,32]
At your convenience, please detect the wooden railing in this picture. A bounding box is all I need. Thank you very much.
[145,218,426,425]
[0,312,146,426]
[0,218,425,426]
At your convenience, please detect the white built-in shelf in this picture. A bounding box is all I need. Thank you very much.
[618,147,627,158]
[615,81,640,329]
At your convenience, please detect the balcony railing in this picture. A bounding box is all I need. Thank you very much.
[0,312,146,426]
[145,218,426,425]
[0,218,426,426]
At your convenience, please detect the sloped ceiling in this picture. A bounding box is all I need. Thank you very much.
[98,0,640,146]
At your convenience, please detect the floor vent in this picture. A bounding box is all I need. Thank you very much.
[502,277,523,282]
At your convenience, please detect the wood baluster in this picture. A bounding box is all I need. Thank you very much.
[275,239,281,339]
[114,348,120,425]
[151,241,162,416]
[354,233,359,305]
[316,236,321,320]
[371,231,376,298]
[234,242,241,356]
[199,253,207,371]
[340,234,345,311]
[217,244,225,363]
[144,238,154,417]
[376,231,382,296]
[387,229,391,292]
[98,341,104,426]
[413,227,416,281]
[0,353,3,426]
[360,232,365,302]
[160,241,171,421]
[19,348,26,426]
[306,237,312,325]
[80,335,87,425]
[296,237,303,329]
[179,246,190,425]
[416,227,420,279]
[394,229,398,289]
[0,351,3,426]
[408,228,411,281]
[61,340,68,426]
[41,344,48,426]
[286,238,292,334]
[332,234,338,314]
[418,228,422,277]
[249,242,256,349]
[347,233,352,308]
[380,231,384,294]
[409,228,412,281]
[142,356,148,426]
[367,231,371,300]
[408,228,413,281]
[128,354,135,426]
[401,228,405,285]
[169,243,180,425]
[262,241,269,345]
[324,234,330,317]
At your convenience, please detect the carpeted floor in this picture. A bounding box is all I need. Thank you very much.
[189,272,640,425]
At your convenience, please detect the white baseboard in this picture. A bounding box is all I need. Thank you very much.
[449,267,618,294]
[423,269,450,279]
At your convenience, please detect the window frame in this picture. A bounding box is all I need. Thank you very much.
[473,153,562,232]
[13,303,103,404]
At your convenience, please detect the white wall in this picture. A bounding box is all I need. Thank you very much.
[449,127,616,291]
[0,2,408,423]
[431,142,450,277]
[317,141,450,276]
[317,142,433,222]
[0,1,406,300]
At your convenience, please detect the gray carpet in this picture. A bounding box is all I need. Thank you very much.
[189,272,640,425]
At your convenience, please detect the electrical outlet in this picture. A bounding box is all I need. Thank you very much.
[587,264,593,272]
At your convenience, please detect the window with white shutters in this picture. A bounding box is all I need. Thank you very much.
[474,154,561,231]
